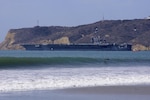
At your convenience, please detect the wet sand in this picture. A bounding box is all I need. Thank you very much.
[61,85,150,95]
[1,85,150,100]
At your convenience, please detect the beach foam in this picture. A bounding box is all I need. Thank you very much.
[0,66,150,92]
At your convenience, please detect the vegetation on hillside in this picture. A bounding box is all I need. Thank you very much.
[0,19,150,50]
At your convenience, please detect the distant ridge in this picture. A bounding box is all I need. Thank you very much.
[0,18,150,51]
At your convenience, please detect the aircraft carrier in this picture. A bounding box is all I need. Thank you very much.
[22,43,132,51]
[22,27,132,51]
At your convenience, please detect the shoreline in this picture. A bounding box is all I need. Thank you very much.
[59,85,150,95]
[1,85,150,100]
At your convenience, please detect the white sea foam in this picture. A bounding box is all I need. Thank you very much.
[0,66,150,92]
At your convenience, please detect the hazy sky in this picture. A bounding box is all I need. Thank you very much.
[0,0,150,42]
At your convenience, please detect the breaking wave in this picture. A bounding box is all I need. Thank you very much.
[0,57,150,69]
[0,66,150,92]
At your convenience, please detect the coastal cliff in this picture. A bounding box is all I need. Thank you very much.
[0,19,150,51]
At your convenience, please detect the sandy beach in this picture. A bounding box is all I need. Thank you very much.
[1,85,150,100]
[61,85,150,95]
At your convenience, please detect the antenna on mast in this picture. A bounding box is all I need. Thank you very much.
[102,14,105,22]
[37,20,39,26]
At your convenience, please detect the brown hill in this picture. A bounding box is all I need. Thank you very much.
[0,19,150,50]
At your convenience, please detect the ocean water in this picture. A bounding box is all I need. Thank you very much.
[0,51,150,92]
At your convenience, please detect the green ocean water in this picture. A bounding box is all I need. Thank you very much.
[0,51,150,68]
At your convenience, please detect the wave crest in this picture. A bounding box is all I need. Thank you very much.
[0,57,150,69]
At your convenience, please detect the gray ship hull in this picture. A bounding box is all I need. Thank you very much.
[22,43,132,51]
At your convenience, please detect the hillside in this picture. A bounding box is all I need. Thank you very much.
[0,19,150,51]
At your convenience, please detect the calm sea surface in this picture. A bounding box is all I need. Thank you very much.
[0,51,150,92]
